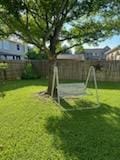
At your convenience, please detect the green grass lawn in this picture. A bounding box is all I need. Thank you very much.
[0,80,120,160]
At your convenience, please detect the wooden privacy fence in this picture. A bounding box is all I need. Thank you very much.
[0,60,120,82]
[0,60,26,80]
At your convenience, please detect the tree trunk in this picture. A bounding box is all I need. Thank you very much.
[47,58,57,95]
[47,35,58,95]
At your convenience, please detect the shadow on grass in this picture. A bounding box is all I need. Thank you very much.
[0,92,6,98]
[60,99,99,110]
[46,100,120,159]
[0,79,47,92]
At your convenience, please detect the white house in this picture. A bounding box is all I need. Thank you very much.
[0,39,28,60]
[105,45,120,61]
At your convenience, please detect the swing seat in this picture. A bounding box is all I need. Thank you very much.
[57,83,86,98]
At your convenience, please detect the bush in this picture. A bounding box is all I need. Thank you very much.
[26,48,48,60]
[0,62,8,80]
[21,63,40,79]
[0,63,8,70]
[0,63,8,98]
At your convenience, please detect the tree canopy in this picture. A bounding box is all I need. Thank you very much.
[0,0,120,60]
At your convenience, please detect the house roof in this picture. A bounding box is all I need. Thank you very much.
[77,46,111,54]
[84,48,104,53]
[82,46,110,54]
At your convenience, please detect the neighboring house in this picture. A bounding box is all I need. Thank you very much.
[81,46,110,60]
[105,45,120,61]
[0,39,28,60]
[57,54,85,61]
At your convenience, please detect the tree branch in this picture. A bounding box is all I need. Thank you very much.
[59,36,78,41]
[56,43,80,54]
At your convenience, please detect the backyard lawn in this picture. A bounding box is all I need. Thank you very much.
[0,80,120,160]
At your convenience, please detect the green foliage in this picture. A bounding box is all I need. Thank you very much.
[0,0,119,58]
[74,46,84,54]
[0,62,8,81]
[0,63,8,97]
[26,48,48,60]
[0,63,8,70]
[21,63,40,79]
[0,80,120,159]
[62,45,72,54]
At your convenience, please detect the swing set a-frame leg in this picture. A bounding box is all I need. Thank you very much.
[51,66,61,104]
[85,66,100,107]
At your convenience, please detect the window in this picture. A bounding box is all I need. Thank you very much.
[17,44,20,51]
[97,53,100,57]
[88,53,92,56]
[0,55,5,60]
[16,56,21,60]
[7,56,14,60]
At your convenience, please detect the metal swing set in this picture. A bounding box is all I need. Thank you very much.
[51,65,100,111]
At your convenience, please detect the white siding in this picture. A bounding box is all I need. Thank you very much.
[3,40,10,50]
[0,41,2,49]
[106,49,120,60]
[10,42,24,55]
[0,39,28,60]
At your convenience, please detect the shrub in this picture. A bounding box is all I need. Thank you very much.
[26,47,47,60]
[21,63,40,79]
[0,62,8,80]
[0,63,8,70]
[0,63,8,98]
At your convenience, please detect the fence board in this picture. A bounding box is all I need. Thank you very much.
[0,60,120,82]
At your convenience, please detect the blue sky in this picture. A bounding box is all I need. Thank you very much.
[84,35,120,49]
[65,24,120,49]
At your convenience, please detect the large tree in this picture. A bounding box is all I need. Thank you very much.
[0,0,120,94]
